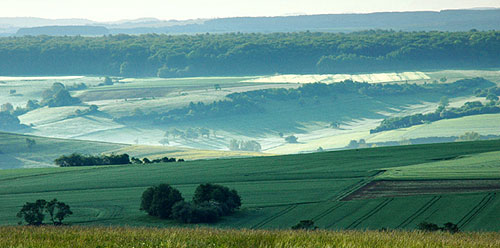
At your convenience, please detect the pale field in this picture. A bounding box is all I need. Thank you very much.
[245,71,430,84]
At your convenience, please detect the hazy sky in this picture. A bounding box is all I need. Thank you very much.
[2,0,500,21]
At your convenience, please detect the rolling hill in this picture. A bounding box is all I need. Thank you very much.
[1,139,499,231]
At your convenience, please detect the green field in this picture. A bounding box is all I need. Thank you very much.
[1,140,500,231]
[1,226,498,248]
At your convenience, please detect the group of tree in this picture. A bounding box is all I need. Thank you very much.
[371,93,500,133]
[55,153,184,167]
[228,139,262,152]
[116,78,493,125]
[54,153,131,167]
[17,199,72,226]
[417,221,459,233]
[2,82,83,121]
[131,156,184,164]
[0,109,24,131]
[0,31,499,77]
[140,183,241,223]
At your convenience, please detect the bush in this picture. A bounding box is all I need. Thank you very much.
[140,184,184,219]
[417,221,459,233]
[285,135,298,143]
[292,220,318,230]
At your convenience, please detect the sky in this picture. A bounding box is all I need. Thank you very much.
[1,0,500,22]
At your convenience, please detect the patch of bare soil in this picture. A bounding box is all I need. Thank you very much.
[343,179,500,201]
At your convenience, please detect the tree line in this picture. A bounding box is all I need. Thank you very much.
[54,153,183,167]
[0,30,498,77]
[371,92,500,133]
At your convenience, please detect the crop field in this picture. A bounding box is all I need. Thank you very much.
[1,140,500,231]
[1,227,499,248]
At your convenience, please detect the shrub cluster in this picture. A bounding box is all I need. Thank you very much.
[140,183,241,223]
[417,221,459,233]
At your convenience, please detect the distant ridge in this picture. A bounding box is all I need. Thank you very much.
[16,25,109,36]
[2,9,500,36]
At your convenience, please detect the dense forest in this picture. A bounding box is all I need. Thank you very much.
[0,30,499,77]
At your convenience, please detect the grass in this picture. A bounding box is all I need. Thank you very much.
[0,226,499,248]
[1,140,500,230]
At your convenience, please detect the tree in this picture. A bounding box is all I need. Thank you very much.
[1,102,14,113]
[437,96,449,112]
[486,93,499,103]
[45,199,73,225]
[285,135,298,143]
[26,138,36,150]
[103,77,113,85]
[292,220,318,230]
[17,200,47,226]
[417,221,440,232]
[140,184,184,219]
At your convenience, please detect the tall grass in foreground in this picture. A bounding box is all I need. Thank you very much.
[1,226,499,248]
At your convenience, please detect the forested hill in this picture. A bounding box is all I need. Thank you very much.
[109,9,500,34]
[0,31,499,77]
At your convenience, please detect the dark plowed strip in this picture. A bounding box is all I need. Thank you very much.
[344,179,500,201]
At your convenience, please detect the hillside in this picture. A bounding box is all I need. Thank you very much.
[1,140,499,230]
[0,132,267,169]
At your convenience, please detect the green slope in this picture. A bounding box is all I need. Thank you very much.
[1,140,500,230]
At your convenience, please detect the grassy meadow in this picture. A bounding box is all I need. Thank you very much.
[1,140,500,231]
[1,226,499,248]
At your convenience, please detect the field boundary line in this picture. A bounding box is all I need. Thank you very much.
[396,196,441,229]
[346,198,393,229]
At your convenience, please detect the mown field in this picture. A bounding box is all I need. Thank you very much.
[1,140,499,231]
[1,226,499,248]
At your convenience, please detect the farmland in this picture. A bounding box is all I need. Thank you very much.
[1,139,499,231]
[1,69,499,158]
